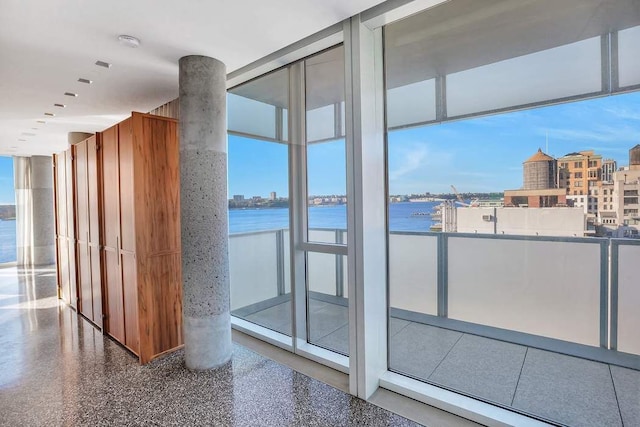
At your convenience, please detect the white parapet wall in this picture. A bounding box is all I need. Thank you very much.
[457,207,586,237]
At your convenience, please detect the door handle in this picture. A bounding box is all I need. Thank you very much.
[116,236,120,265]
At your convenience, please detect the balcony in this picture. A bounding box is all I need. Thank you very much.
[230,228,640,426]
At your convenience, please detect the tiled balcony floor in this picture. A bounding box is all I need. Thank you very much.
[0,266,425,427]
[237,298,640,427]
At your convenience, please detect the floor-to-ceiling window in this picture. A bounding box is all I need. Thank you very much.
[0,156,16,264]
[228,68,293,336]
[304,46,349,356]
[384,1,640,425]
[228,44,350,361]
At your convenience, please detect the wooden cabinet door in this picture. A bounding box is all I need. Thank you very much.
[65,149,77,308]
[122,253,139,354]
[87,136,103,328]
[74,141,93,320]
[101,125,124,340]
[118,118,136,253]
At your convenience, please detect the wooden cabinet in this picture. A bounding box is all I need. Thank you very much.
[53,149,77,309]
[74,135,103,328]
[100,112,182,363]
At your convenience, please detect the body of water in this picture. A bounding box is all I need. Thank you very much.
[229,201,439,233]
[0,202,440,262]
[0,220,17,263]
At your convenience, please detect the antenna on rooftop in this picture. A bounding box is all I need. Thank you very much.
[545,131,549,154]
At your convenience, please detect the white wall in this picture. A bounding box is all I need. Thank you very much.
[447,236,602,346]
[457,207,585,237]
[616,244,640,355]
[388,233,438,315]
[229,231,280,310]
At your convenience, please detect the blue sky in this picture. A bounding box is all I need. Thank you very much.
[0,157,15,204]
[387,92,640,194]
[229,91,640,197]
[1,92,637,202]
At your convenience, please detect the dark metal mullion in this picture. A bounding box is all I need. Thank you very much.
[437,233,448,318]
[435,74,447,121]
[335,230,345,297]
[600,240,609,349]
[610,31,619,92]
[601,33,612,94]
[609,241,619,350]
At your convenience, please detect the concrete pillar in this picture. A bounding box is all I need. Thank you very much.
[179,55,231,370]
[13,156,31,266]
[31,156,55,265]
[14,155,55,266]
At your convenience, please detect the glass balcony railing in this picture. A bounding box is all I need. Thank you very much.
[230,228,640,425]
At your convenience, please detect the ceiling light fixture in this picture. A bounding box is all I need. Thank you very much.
[44,112,55,116]
[64,92,78,97]
[36,120,46,124]
[95,60,112,68]
[78,78,93,84]
[54,103,66,108]
[118,35,140,48]
[18,139,26,142]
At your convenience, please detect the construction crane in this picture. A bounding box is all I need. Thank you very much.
[450,185,465,204]
[451,185,479,207]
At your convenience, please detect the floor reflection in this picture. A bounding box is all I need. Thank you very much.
[0,265,419,426]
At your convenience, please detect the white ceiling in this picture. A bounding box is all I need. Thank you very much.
[0,0,388,157]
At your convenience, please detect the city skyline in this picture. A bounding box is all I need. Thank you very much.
[229,91,640,197]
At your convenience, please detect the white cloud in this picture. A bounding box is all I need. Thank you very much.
[388,143,428,181]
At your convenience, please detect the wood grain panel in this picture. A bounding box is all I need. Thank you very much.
[77,241,92,319]
[90,245,103,328]
[58,237,70,303]
[74,141,89,241]
[137,252,183,364]
[104,249,125,344]
[121,252,139,354]
[132,113,180,257]
[118,118,136,252]
[56,152,68,237]
[87,135,102,328]
[101,125,120,250]
[87,136,101,244]
[64,149,77,308]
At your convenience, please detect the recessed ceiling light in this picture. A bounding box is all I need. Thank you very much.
[22,132,36,136]
[95,60,112,68]
[118,35,140,48]
[31,127,38,130]
[18,139,26,142]
[44,112,55,116]
[54,103,66,108]
[64,92,78,97]
[36,120,46,124]
[78,78,93,84]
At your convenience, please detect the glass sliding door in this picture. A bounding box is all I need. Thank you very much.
[228,68,293,337]
[303,46,350,356]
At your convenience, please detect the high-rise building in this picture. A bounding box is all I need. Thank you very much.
[598,144,640,235]
[602,159,617,183]
[269,191,277,201]
[558,150,602,215]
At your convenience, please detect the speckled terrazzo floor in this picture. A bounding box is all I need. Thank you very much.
[0,266,421,427]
